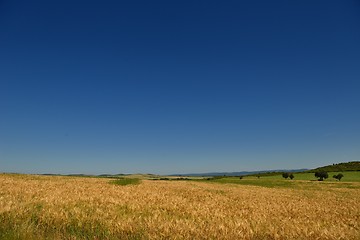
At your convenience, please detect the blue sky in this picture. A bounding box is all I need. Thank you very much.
[1,0,360,174]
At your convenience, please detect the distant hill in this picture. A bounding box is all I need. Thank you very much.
[309,161,360,172]
[171,169,308,177]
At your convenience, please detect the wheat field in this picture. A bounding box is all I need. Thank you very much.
[0,174,359,239]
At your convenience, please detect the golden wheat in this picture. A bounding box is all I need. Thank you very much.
[0,174,359,239]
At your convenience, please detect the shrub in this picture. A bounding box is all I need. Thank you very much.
[289,173,294,180]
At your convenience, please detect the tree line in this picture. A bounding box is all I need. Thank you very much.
[281,172,344,181]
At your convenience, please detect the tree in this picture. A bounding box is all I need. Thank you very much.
[333,173,344,181]
[282,172,289,179]
[239,176,243,180]
[315,171,328,181]
[289,173,294,180]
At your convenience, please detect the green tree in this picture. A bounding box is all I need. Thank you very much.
[315,171,328,181]
[282,172,289,179]
[333,173,344,181]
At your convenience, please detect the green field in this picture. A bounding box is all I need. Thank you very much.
[110,178,141,186]
[258,171,360,181]
[250,171,360,182]
[201,171,360,189]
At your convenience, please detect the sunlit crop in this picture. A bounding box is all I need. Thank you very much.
[0,174,359,239]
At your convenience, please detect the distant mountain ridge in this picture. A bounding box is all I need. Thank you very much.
[171,169,308,177]
[38,161,359,177]
[174,161,360,177]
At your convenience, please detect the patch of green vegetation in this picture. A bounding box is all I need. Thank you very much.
[240,171,360,182]
[110,178,140,186]
[309,161,360,172]
[202,177,298,188]
[198,171,360,189]
[245,171,294,177]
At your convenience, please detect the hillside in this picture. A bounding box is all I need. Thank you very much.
[309,161,360,172]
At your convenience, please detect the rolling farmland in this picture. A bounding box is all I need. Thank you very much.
[0,173,359,239]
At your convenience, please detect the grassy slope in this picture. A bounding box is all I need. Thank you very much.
[203,171,360,189]
[259,171,360,182]
[309,161,360,172]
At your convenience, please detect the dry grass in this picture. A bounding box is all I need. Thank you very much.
[0,174,359,239]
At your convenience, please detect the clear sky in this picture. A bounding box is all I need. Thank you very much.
[1,0,360,175]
